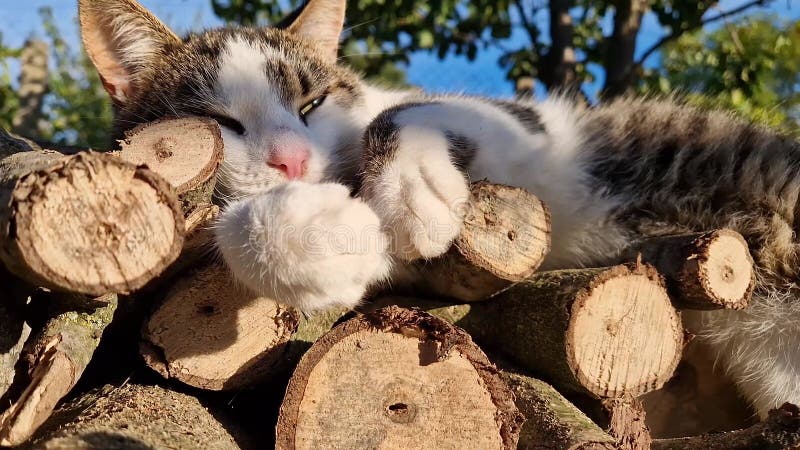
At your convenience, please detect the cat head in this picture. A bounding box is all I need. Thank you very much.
[79,0,365,198]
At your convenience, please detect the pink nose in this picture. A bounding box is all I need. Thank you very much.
[267,147,310,180]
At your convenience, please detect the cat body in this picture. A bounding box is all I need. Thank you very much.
[79,0,800,417]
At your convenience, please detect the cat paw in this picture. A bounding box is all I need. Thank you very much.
[215,182,391,313]
[361,126,470,261]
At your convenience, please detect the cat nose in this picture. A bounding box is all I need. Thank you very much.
[267,146,310,180]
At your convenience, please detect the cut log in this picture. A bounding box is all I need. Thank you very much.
[0,148,185,296]
[141,259,353,389]
[406,181,551,302]
[624,229,754,310]
[141,263,299,390]
[29,383,241,450]
[0,294,117,447]
[276,306,523,450]
[602,397,652,450]
[370,263,683,398]
[651,403,800,450]
[502,371,615,450]
[116,117,223,214]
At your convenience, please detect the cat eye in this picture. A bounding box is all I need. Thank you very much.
[299,96,327,125]
[209,114,246,136]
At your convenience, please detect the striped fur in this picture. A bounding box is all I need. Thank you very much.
[80,0,800,417]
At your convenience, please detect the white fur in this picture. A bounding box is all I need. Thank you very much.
[214,37,331,199]
[364,124,470,260]
[215,182,391,312]
[368,96,630,267]
[684,283,800,417]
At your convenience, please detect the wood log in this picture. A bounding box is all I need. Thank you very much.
[0,145,185,296]
[370,263,683,398]
[0,300,30,402]
[115,117,223,215]
[501,371,615,450]
[407,181,551,302]
[140,263,300,390]
[29,383,241,450]
[602,397,652,450]
[651,403,800,450]
[624,229,754,310]
[276,306,523,450]
[0,294,117,446]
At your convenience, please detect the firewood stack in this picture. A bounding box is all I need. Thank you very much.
[0,118,796,450]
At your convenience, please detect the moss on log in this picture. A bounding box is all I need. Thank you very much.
[29,383,240,450]
[502,371,615,450]
[0,294,117,446]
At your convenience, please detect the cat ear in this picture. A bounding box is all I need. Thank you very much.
[285,0,346,62]
[79,0,181,104]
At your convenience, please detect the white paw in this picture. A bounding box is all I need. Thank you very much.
[363,127,470,261]
[215,182,391,313]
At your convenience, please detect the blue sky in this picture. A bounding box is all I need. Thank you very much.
[1,0,798,98]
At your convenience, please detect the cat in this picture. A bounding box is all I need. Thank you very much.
[79,0,800,418]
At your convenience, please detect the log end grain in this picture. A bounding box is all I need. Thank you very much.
[276,306,523,450]
[564,265,683,398]
[118,117,223,197]
[6,152,185,295]
[141,264,300,390]
[458,181,551,282]
[680,230,754,310]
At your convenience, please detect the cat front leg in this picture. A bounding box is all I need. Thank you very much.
[215,182,392,313]
[359,103,475,261]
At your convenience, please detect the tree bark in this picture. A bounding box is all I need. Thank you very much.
[651,403,800,450]
[0,294,117,446]
[276,306,523,450]
[372,263,683,398]
[602,397,652,450]
[0,142,185,296]
[602,0,649,99]
[502,371,615,450]
[624,230,754,310]
[407,181,551,302]
[541,0,578,93]
[29,383,241,450]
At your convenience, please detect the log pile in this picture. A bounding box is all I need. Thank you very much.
[1,118,796,449]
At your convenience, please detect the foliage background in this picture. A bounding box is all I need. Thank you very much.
[0,0,797,147]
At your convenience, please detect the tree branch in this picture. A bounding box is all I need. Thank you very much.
[636,0,767,66]
[513,0,537,43]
